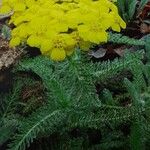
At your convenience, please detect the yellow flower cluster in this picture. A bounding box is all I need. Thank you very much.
[0,0,126,61]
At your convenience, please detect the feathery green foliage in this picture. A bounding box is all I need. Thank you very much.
[1,34,150,150]
[108,33,146,46]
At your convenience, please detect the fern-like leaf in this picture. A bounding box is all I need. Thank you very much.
[8,108,66,150]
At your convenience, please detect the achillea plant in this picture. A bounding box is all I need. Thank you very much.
[0,0,126,61]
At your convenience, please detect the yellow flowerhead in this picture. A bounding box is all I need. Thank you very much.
[0,0,126,61]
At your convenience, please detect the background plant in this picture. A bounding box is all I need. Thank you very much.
[117,0,149,22]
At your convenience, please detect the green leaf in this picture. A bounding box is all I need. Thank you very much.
[128,0,137,20]
[1,25,11,40]
[117,0,126,15]
[0,120,18,146]
[9,109,66,150]
[130,122,144,150]
[138,0,149,11]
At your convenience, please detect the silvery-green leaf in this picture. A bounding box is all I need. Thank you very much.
[1,25,11,40]
[88,48,107,58]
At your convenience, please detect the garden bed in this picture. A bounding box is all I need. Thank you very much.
[0,0,150,150]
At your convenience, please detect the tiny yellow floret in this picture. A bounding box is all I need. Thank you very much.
[10,37,21,47]
[51,48,66,61]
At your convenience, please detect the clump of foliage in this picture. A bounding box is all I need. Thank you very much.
[117,0,149,22]
[0,0,126,61]
[0,33,150,150]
